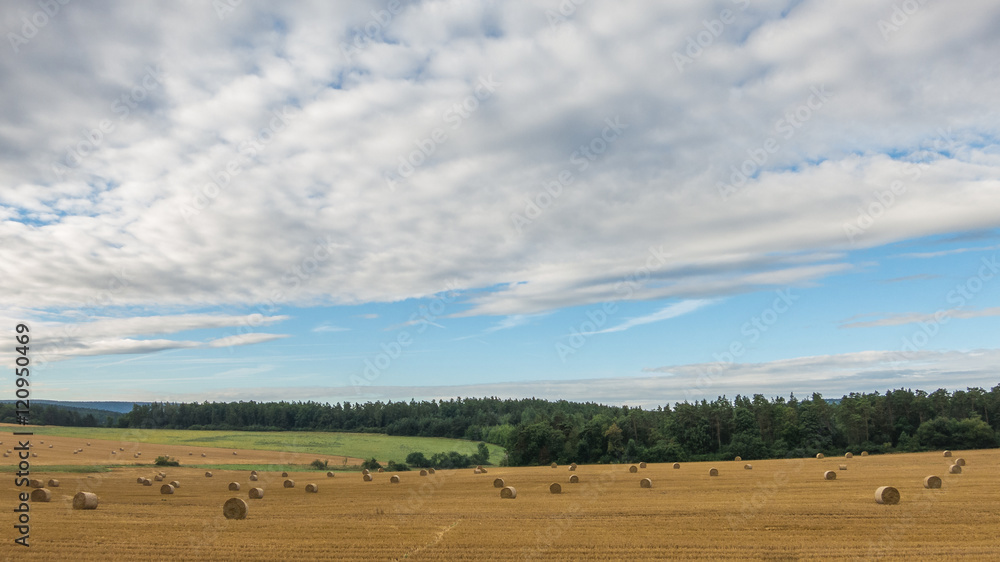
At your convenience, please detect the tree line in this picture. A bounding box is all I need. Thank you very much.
[107,385,1000,465]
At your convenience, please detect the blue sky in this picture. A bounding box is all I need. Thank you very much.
[1,1,999,407]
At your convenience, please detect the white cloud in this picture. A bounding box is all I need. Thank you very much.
[593,299,715,334]
[312,323,350,333]
[841,307,1000,329]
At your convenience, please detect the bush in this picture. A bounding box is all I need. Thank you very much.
[386,460,410,471]
[310,459,329,470]
[154,455,179,467]
[405,452,430,467]
[361,457,382,470]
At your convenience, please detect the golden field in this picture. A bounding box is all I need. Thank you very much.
[2,437,998,560]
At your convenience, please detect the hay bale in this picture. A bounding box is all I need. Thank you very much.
[223,497,248,519]
[29,479,44,488]
[233,451,238,455]
[282,472,289,477]
[249,474,258,481]
[875,486,900,505]
[744,464,753,470]
[189,452,193,455]
[87,443,91,446]
[48,479,59,487]
[48,445,53,448]
[473,468,482,474]
[569,474,579,483]
[201,453,207,457]
[326,471,335,477]
[363,474,373,482]
[390,475,401,483]
[629,465,638,473]
[377,467,384,473]
[119,447,124,451]
[954,458,966,467]
[136,477,145,484]
[550,482,562,494]
[428,468,435,474]
[142,478,152,486]
[228,482,241,491]
[569,463,577,471]
[32,452,38,457]
[639,462,647,468]
[73,492,99,510]
[551,462,558,468]
[492,478,505,488]
[709,468,719,476]
[205,472,213,478]
[170,481,180,488]
[943,450,951,457]
[839,465,848,471]
[361,469,369,476]
[923,475,942,489]
[250,470,258,476]
[640,478,652,488]
[30,488,51,502]
[420,469,428,476]
[249,487,264,499]
[480,468,488,473]
[305,483,318,493]
[845,452,853,458]
[816,453,824,459]
[949,464,962,474]
[861,451,869,456]
[824,471,837,480]
[734,456,741,462]
[500,486,517,499]
[160,484,175,495]
[154,475,164,482]
[673,463,680,469]
[134,454,139,458]
[283,479,295,488]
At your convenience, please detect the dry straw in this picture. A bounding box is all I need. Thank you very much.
[142,478,152,486]
[709,468,719,476]
[201,453,206,457]
[875,486,900,505]
[363,474,373,481]
[640,478,652,488]
[250,470,258,476]
[923,475,942,489]
[377,467,384,473]
[428,468,435,474]
[949,464,962,474]
[154,475,164,482]
[550,482,562,494]
[420,469,428,476]
[390,475,401,483]
[473,468,482,474]
[249,487,264,499]
[569,474,579,483]
[861,451,869,456]
[629,465,638,473]
[229,482,241,491]
[734,456,741,462]
[954,458,966,466]
[249,474,258,481]
[480,468,488,473]
[493,478,505,488]
[824,471,837,480]
[136,477,144,484]
[283,479,295,488]
[845,452,853,458]
[839,465,848,471]
[569,463,577,471]
[500,486,517,499]
[551,462,558,468]
[205,472,213,477]
[29,479,44,488]
[744,464,753,470]
[327,472,334,478]
[305,483,318,493]
[361,469,369,476]
[673,463,680,469]
[30,488,51,502]
[170,481,180,488]
[160,484,175,495]
[639,462,647,468]
[223,497,248,519]
[943,450,951,457]
[282,472,289,477]
[816,453,824,459]
[73,492,99,510]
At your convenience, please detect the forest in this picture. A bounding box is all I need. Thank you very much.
[92,385,1000,466]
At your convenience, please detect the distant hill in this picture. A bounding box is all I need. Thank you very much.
[0,400,140,415]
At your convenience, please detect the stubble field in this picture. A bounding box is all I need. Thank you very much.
[3,434,998,560]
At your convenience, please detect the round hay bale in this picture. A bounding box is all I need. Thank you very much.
[136,477,145,484]
[949,464,962,474]
[201,453,206,457]
[189,452,193,455]
[160,484,175,495]
[283,479,295,488]
[954,458,965,467]
[923,475,942,489]
[170,481,180,488]
[233,451,238,455]
[551,462,557,468]
[673,463,680,469]
[48,444,53,448]
[119,447,124,451]
[39,441,43,444]
[734,456,741,462]
[363,474,373,482]
[305,483,318,493]
[250,470,258,476]
[845,452,853,458]
[569,474,579,483]
[142,478,152,486]
[154,475,164,482]
[861,451,869,457]
[492,477,505,488]
[390,475,400,483]
[282,472,289,477]
[640,478,652,488]
[875,486,900,505]
[32,452,38,457]
[744,464,753,470]
[205,471,213,478]
[248,487,264,499]
[30,488,51,502]
[73,492,99,510]
[420,469,428,476]
[223,497,248,520]
[550,482,562,494]
[943,450,951,457]
[480,468,488,473]
[428,468,435,474]
[629,465,638,473]
[29,479,44,488]
[249,474,258,481]
[48,479,60,487]
[87,443,91,446]
[133,454,139,458]
[228,482,241,491]
[473,468,482,474]
[377,468,384,473]
[639,462,647,468]
[500,486,517,499]
[326,471,334,478]
[816,453,824,459]
[361,469,369,476]
[709,468,719,477]
[839,465,848,471]
[824,471,837,480]
[569,463,577,471]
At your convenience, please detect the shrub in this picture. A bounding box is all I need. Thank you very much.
[310,459,329,470]
[154,455,179,467]
[361,457,382,470]
[386,460,410,471]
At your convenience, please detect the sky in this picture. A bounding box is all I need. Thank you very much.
[1,0,999,409]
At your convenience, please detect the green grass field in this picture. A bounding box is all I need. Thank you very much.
[21,426,505,464]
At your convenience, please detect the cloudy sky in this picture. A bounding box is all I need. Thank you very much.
[2,0,999,408]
